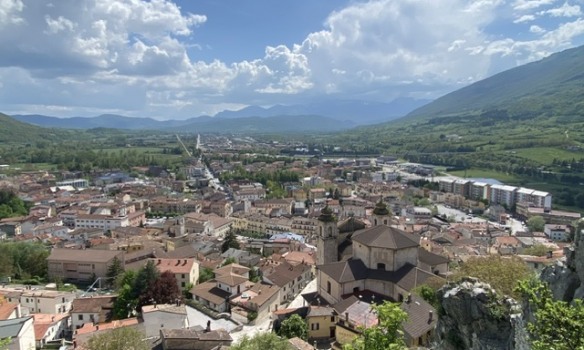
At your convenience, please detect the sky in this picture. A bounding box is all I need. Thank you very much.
[1,0,584,120]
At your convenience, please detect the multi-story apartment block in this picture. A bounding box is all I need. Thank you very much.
[438,178,455,193]
[469,182,489,201]
[149,198,201,214]
[74,214,129,232]
[489,185,517,208]
[516,188,552,210]
[452,179,471,198]
[291,217,317,237]
[47,248,124,282]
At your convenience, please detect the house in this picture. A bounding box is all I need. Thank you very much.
[70,296,116,329]
[160,326,232,350]
[142,303,189,339]
[230,282,280,322]
[544,224,570,242]
[0,300,20,321]
[150,258,200,290]
[288,337,316,350]
[33,313,69,348]
[261,261,312,304]
[306,306,336,341]
[47,248,125,282]
[3,289,75,314]
[0,316,35,350]
[221,248,261,268]
[191,264,250,313]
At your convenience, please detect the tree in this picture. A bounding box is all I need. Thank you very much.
[85,327,150,350]
[527,216,546,232]
[523,244,551,257]
[222,230,240,253]
[198,267,215,283]
[453,255,530,298]
[277,314,308,340]
[516,278,584,350]
[221,257,237,267]
[230,332,291,350]
[140,271,182,306]
[343,301,408,350]
[0,337,10,350]
[132,260,159,304]
[106,257,124,288]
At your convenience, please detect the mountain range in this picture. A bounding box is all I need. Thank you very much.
[404,44,584,121]
[10,98,429,132]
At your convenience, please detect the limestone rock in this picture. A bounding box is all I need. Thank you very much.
[434,277,529,350]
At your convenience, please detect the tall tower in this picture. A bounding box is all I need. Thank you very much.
[371,199,392,226]
[317,205,339,265]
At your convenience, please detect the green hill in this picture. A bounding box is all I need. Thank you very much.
[329,45,584,211]
[0,113,70,143]
[406,44,584,121]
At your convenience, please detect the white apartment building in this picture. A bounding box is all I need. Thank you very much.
[516,188,552,210]
[489,185,517,208]
[3,289,75,314]
[75,214,129,232]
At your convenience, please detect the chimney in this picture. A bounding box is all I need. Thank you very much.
[206,320,211,333]
[406,293,412,303]
[429,310,434,322]
[345,312,349,322]
[157,259,161,265]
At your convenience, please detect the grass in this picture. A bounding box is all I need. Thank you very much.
[509,147,583,164]
[447,169,522,183]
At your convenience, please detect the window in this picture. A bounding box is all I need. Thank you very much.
[78,315,83,321]
[331,316,335,322]
[377,263,386,270]
[311,323,320,331]
[181,274,185,279]
[353,287,359,293]
[181,282,185,287]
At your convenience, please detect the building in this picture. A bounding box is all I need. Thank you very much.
[316,206,339,266]
[74,214,129,232]
[306,306,336,341]
[452,179,471,198]
[316,201,446,305]
[47,248,124,282]
[150,258,199,290]
[3,289,75,314]
[70,296,116,330]
[142,304,189,339]
[544,224,569,241]
[489,185,517,208]
[160,327,232,350]
[56,179,88,189]
[516,188,552,210]
[0,316,35,350]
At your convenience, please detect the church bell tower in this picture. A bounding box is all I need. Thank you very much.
[317,205,339,265]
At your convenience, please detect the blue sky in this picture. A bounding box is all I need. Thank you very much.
[1,0,584,120]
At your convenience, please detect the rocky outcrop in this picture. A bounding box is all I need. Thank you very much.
[434,277,530,350]
[540,225,584,302]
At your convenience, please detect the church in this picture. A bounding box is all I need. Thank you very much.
[315,200,448,305]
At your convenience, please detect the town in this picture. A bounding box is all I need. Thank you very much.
[0,134,580,350]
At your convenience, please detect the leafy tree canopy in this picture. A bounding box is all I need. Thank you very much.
[527,216,546,232]
[516,277,584,350]
[277,314,308,340]
[453,255,530,298]
[222,230,240,253]
[230,332,292,350]
[343,301,408,350]
[85,327,150,350]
